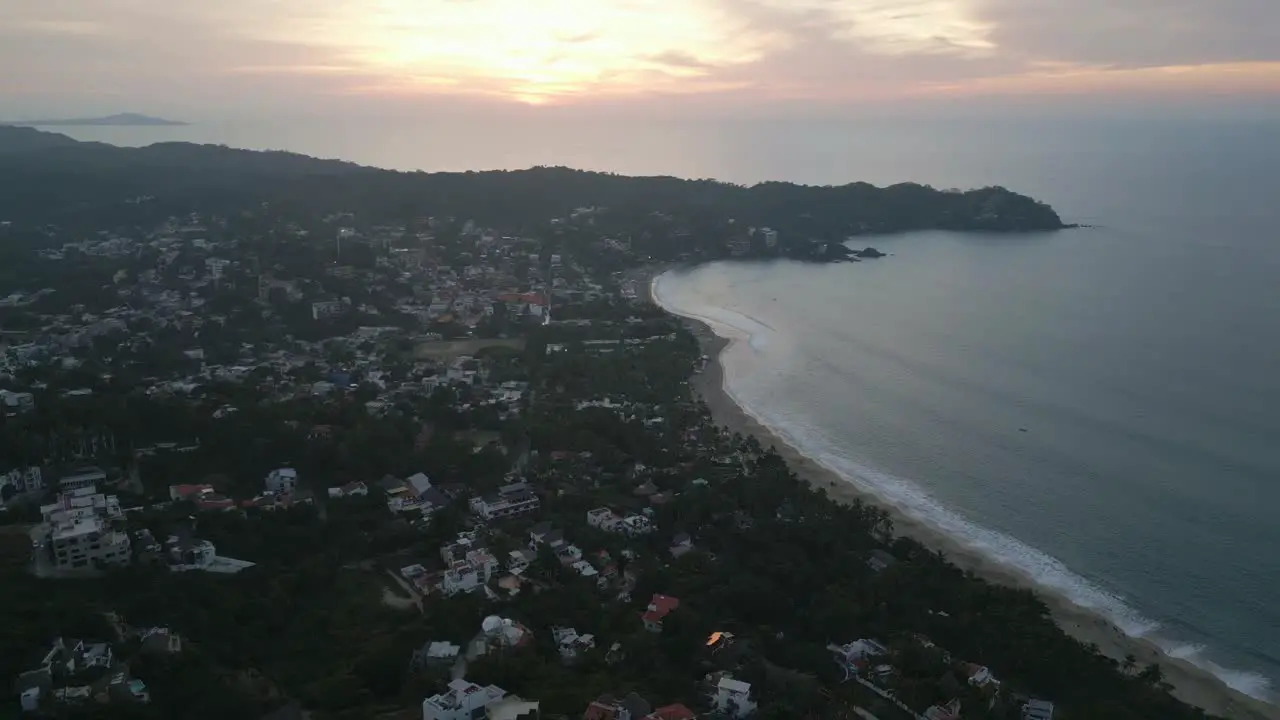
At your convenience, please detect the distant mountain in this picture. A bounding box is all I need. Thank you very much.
[1,113,188,127]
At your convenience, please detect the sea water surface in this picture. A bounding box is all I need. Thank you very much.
[63,116,1280,697]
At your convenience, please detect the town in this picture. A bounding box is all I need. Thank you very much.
[0,198,1182,720]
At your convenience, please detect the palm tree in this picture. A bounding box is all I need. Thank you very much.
[1122,654,1137,675]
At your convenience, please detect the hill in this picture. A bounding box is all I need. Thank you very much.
[0,126,1070,236]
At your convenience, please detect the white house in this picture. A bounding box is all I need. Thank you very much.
[311,300,346,320]
[618,515,654,536]
[551,626,595,662]
[587,507,653,536]
[586,507,621,531]
[167,538,217,568]
[440,534,499,596]
[0,389,35,413]
[58,466,106,492]
[327,481,369,499]
[2,466,43,496]
[407,472,433,497]
[470,483,540,521]
[713,675,758,718]
[47,517,131,570]
[422,679,507,720]
[265,468,298,495]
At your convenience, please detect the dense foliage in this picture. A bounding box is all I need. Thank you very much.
[0,127,1067,245]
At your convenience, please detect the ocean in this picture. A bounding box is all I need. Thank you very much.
[60,116,1280,699]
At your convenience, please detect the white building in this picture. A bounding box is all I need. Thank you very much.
[586,507,621,531]
[585,507,653,536]
[58,467,106,492]
[205,258,231,278]
[167,537,217,567]
[0,389,35,413]
[407,472,433,497]
[551,626,595,662]
[327,481,369,499]
[2,466,43,496]
[469,483,540,521]
[265,468,298,495]
[713,675,757,718]
[422,679,507,720]
[440,534,499,596]
[41,487,121,524]
[311,300,346,320]
[47,515,131,570]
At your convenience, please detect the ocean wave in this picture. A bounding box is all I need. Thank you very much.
[651,270,1275,703]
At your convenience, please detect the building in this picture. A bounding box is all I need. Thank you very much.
[760,228,778,248]
[167,537,218,567]
[711,675,757,718]
[829,638,889,680]
[641,594,680,633]
[139,628,183,656]
[327,481,369,499]
[46,517,130,569]
[411,641,461,669]
[169,483,236,511]
[265,468,298,495]
[440,533,499,596]
[586,507,621,531]
[586,507,653,536]
[39,488,130,571]
[469,482,540,521]
[407,472,434,497]
[16,637,122,712]
[0,388,35,413]
[966,663,1000,689]
[422,679,508,720]
[41,488,122,524]
[924,699,962,720]
[583,692,652,720]
[1023,699,1055,720]
[58,466,106,492]
[2,466,44,496]
[551,626,595,662]
[645,705,696,720]
[311,299,346,320]
[485,698,540,720]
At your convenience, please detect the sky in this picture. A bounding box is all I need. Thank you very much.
[3,0,1279,120]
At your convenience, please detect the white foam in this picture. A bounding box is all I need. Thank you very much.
[652,270,1276,703]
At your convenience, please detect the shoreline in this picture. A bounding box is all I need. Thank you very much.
[647,273,1278,720]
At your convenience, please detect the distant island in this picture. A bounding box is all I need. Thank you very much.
[0,113,188,127]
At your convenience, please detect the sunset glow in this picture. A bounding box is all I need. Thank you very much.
[4,0,1280,113]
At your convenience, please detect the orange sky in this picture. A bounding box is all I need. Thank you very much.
[3,0,1279,115]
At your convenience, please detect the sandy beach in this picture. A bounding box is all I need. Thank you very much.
[653,279,1279,720]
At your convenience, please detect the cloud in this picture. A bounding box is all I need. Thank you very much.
[1,0,1278,117]
[974,0,1280,68]
[646,51,715,71]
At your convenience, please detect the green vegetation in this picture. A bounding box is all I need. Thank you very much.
[0,128,1219,720]
[0,127,1068,250]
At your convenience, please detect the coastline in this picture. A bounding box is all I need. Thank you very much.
[647,274,1279,720]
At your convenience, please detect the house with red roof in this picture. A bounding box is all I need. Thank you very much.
[646,704,697,720]
[641,594,680,633]
[168,484,236,511]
